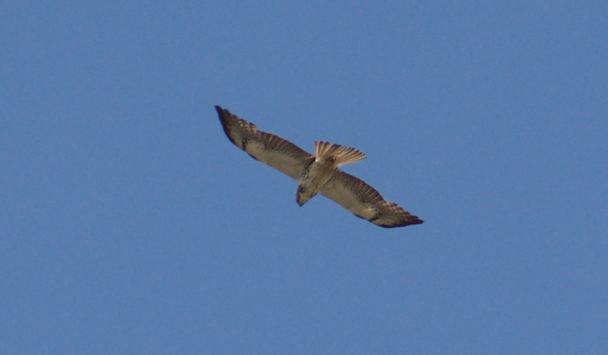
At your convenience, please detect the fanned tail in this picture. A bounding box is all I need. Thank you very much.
[314,141,366,166]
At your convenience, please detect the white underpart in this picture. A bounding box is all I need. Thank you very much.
[298,159,336,191]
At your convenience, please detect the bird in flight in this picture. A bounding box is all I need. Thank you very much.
[216,106,423,228]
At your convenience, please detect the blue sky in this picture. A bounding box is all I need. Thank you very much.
[1,1,607,353]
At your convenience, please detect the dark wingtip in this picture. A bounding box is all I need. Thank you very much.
[215,105,226,115]
[215,106,239,146]
[375,216,424,228]
[403,217,424,227]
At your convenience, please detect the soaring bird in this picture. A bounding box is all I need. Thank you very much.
[216,106,423,228]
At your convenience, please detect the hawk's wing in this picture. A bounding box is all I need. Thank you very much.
[320,171,423,228]
[216,106,314,180]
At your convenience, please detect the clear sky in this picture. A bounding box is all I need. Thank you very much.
[2,1,607,354]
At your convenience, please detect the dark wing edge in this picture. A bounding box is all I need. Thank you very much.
[320,170,423,228]
[215,106,314,180]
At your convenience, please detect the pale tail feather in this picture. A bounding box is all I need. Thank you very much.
[314,141,366,166]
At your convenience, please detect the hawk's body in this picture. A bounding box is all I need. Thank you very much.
[216,106,423,228]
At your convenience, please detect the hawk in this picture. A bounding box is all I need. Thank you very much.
[216,106,423,228]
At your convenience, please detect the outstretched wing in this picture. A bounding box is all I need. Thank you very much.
[320,171,423,228]
[216,106,314,180]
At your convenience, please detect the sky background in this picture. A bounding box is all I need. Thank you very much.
[1,1,607,354]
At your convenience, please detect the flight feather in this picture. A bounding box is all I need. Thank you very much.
[216,106,423,228]
[216,106,314,180]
